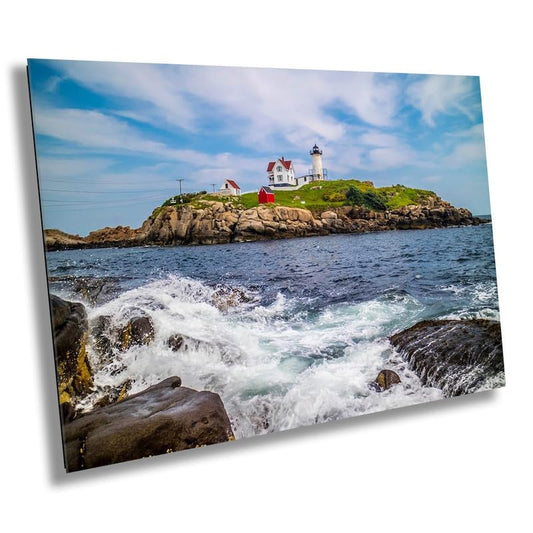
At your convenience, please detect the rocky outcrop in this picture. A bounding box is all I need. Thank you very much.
[45,229,86,250]
[49,295,93,420]
[44,196,487,251]
[390,319,504,397]
[48,298,236,470]
[63,376,234,471]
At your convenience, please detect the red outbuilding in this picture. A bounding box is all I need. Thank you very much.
[258,186,275,204]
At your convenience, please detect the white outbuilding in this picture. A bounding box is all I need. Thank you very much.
[219,179,241,196]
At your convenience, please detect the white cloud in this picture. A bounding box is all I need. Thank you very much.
[448,123,485,139]
[443,122,487,167]
[44,75,64,92]
[32,106,274,190]
[182,67,401,148]
[50,61,402,150]
[351,129,418,171]
[365,146,414,170]
[37,157,113,178]
[52,61,197,130]
[446,141,487,166]
[358,131,402,147]
[406,75,478,126]
[33,107,167,154]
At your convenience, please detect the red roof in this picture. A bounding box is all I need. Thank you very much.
[267,157,292,172]
[225,179,240,190]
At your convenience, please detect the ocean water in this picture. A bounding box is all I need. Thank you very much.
[46,224,500,438]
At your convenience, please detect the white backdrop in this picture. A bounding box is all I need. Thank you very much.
[1,1,531,531]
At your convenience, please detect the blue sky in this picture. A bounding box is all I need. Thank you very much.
[28,59,491,235]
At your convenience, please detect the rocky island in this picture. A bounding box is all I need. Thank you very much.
[44,181,487,251]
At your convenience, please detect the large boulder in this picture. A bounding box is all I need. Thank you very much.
[390,319,504,396]
[50,295,93,413]
[63,376,235,471]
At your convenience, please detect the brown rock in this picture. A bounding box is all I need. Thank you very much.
[374,370,401,391]
[121,316,155,351]
[50,295,93,409]
[63,377,234,471]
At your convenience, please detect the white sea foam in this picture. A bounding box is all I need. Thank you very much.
[438,280,500,320]
[81,275,445,438]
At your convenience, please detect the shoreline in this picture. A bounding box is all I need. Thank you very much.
[44,202,489,252]
[45,222,490,254]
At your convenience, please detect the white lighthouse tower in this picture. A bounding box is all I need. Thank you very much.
[310,144,324,181]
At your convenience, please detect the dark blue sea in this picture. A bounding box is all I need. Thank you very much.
[46,225,501,437]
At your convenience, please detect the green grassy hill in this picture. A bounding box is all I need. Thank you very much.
[161,179,436,213]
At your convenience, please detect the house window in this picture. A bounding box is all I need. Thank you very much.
[278,176,282,182]
[277,166,281,172]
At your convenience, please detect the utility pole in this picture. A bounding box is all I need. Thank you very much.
[210,183,216,193]
[176,178,184,196]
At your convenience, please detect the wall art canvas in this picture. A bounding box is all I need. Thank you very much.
[27,59,505,472]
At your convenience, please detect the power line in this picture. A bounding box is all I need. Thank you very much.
[41,188,172,194]
[41,194,163,206]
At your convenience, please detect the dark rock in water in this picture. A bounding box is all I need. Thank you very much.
[90,315,113,363]
[373,369,401,391]
[63,376,234,471]
[390,319,504,397]
[72,277,118,305]
[167,333,205,352]
[167,334,185,351]
[48,276,119,305]
[121,316,155,351]
[212,286,252,311]
[49,295,93,407]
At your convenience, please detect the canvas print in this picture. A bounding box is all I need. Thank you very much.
[27,59,504,472]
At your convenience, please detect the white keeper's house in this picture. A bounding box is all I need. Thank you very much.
[267,157,296,186]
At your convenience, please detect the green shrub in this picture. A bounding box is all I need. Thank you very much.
[363,190,387,211]
[346,186,364,205]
